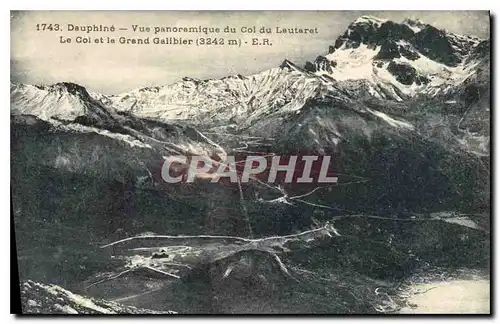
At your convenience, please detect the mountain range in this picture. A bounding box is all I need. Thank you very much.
[12,15,490,144]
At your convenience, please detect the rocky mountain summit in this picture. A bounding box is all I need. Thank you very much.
[305,15,487,100]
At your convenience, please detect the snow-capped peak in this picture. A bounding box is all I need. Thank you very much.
[11,81,116,125]
[303,15,489,101]
[280,59,307,73]
[401,18,427,33]
[352,15,388,26]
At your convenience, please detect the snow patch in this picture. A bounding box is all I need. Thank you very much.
[323,44,380,82]
[51,120,152,149]
[366,108,414,130]
[353,15,388,25]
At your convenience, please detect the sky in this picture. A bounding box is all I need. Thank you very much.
[11,11,490,94]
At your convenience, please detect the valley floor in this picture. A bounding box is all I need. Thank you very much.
[399,279,490,314]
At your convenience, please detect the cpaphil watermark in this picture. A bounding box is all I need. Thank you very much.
[161,154,338,184]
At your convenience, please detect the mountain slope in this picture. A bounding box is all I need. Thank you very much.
[11,15,490,314]
[103,60,330,126]
[11,82,117,124]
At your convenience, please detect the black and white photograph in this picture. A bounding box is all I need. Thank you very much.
[10,10,491,315]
